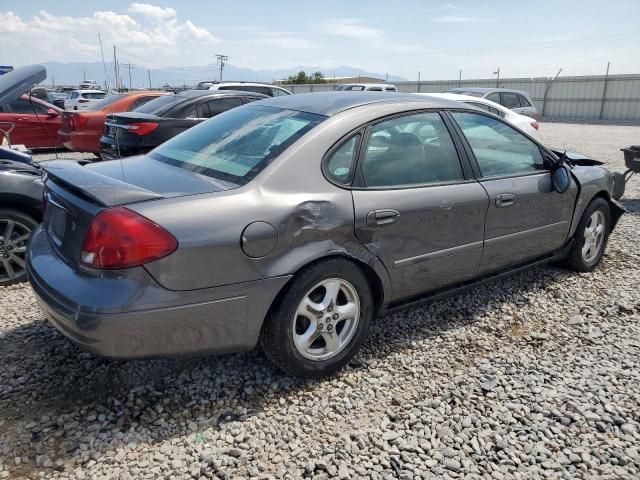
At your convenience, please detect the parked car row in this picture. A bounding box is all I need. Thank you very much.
[6,65,624,379]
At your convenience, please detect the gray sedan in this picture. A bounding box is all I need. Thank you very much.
[27,92,624,377]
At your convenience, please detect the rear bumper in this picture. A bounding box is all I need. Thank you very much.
[27,226,291,359]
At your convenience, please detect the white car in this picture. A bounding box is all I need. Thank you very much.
[194,82,292,97]
[418,93,539,139]
[335,83,397,92]
[64,90,107,111]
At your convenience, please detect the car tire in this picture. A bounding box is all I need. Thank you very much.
[0,209,38,286]
[260,258,374,378]
[565,197,611,272]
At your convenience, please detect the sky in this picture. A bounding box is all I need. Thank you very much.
[1,0,640,80]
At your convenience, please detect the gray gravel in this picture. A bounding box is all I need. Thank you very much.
[1,122,640,479]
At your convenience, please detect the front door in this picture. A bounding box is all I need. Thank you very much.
[450,111,577,273]
[349,111,490,301]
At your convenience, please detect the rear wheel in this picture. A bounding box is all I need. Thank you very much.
[0,209,37,286]
[260,258,374,378]
[566,198,610,272]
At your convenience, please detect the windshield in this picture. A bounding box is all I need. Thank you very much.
[85,93,126,111]
[150,105,326,185]
[133,94,186,114]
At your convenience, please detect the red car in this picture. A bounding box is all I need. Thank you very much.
[0,95,63,148]
[59,91,168,153]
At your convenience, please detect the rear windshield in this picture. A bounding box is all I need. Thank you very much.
[85,93,126,111]
[133,94,186,114]
[82,92,106,99]
[150,105,325,185]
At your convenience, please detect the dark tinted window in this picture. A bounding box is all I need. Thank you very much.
[133,94,187,114]
[150,106,325,185]
[500,92,520,109]
[360,112,463,187]
[518,94,532,107]
[345,85,365,91]
[325,134,360,184]
[386,87,397,92]
[207,97,243,116]
[4,98,47,114]
[81,92,106,100]
[368,87,382,91]
[452,112,545,177]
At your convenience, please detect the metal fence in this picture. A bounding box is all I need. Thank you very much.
[281,74,640,122]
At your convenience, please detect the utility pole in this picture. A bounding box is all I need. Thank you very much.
[417,71,421,92]
[148,69,152,89]
[215,54,229,82]
[599,61,611,120]
[99,33,109,91]
[124,62,135,90]
[113,46,119,92]
[458,69,462,88]
[81,65,87,82]
[494,67,500,88]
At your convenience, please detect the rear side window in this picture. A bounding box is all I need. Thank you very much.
[451,112,545,177]
[272,88,290,97]
[485,92,500,103]
[360,112,464,187]
[500,92,521,109]
[368,87,382,91]
[518,95,532,107]
[241,86,272,96]
[207,97,243,116]
[386,87,397,92]
[325,134,361,184]
[128,96,158,111]
[133,94,186,114]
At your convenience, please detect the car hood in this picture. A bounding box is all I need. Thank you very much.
[0,64,46,107]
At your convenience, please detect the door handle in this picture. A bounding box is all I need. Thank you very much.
[495,193,517,208]
[366,209,401,227]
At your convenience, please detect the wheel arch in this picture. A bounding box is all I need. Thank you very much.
[0,195,42,223]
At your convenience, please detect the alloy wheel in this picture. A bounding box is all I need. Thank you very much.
[582,210,605,263]
[0,218,31,284]
[292,278,360,361]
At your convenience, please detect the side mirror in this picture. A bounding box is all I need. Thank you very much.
[552,165,571,193]
[46,108,59,117]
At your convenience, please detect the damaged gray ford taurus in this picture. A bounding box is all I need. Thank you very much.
[27,92,625,377]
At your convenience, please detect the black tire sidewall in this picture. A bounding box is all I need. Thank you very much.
[0,208,38,286]
[571,198,611,271]
[264,259,374,378]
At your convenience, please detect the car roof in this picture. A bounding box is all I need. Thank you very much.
[198,81,276,87]
[255,91,463,116]
[448,87,530,96]
[338,83,396,87]
[180,89,267,99]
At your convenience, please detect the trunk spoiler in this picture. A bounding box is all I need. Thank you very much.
[43,160,164,207]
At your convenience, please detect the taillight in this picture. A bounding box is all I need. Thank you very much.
[80,207,177,269]
[78,99,89,103]
[74,114,89,130]
[531,121,539,130]
[128,122,159,136]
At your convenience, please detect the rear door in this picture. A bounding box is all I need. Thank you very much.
[349,111,489,301]
[449,111,577,273]
[206,97,244,117]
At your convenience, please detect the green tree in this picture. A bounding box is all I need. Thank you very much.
[286,70,327,84]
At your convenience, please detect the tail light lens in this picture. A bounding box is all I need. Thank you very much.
[531,121,539,130]
[78,99,89,103]
[128,122,159,136]
[81,207,177,269]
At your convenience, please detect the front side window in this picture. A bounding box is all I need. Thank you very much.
[451,111,545,177]
[150,105,325,185]
[272,88,290,97]
[325,134,360,184]
[485,92,500,103]
[360,112,464,187]
[4,98,45,114]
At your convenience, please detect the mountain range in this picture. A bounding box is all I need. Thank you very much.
[39,62,406,89]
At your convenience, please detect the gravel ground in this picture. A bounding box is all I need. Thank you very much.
[1,122,639,480]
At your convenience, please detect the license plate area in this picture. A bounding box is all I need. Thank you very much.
[46,201,67,247]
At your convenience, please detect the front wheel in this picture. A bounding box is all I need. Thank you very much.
[0,209,37,286]
[566,197,611,272]
[260,258,374,378]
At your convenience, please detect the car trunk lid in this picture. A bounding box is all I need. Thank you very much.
[42,158,238,266]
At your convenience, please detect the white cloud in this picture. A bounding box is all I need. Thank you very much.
[0,5,219,65]
[324,18,383,40]
[432,15,488,23]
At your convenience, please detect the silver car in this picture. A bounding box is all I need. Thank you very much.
[447,87,539,119]
[27,92,624,377]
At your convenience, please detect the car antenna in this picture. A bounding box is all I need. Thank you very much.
[163,83,178,94]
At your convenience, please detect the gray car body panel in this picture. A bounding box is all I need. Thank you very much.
[27,93,622,359]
